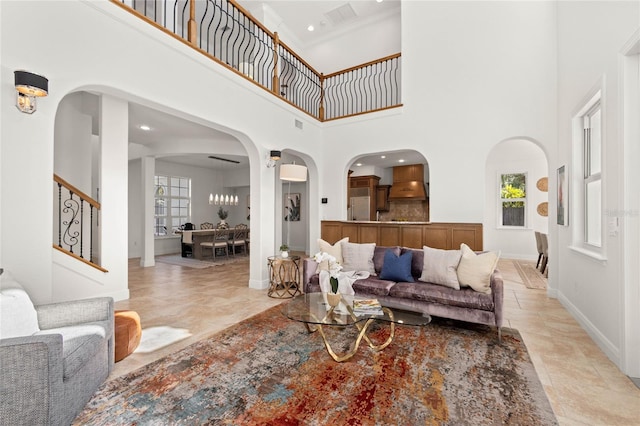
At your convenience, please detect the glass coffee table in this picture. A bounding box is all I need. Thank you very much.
[284,293,431,362]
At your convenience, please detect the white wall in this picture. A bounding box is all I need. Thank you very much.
[555,1,640,367]
[0,0,324,301]
[485,139,549,259]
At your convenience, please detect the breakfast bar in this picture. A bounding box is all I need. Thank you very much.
[320,220,483,251]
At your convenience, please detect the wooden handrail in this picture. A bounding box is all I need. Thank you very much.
[323,53,402,79]
[53,174,100,210]
[53,245,109,273]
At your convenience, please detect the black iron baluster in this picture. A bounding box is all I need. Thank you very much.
[80,201,84,259]
[58,182,62,247]
[90,206,94,263]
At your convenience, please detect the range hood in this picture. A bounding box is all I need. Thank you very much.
[388,164,428,201]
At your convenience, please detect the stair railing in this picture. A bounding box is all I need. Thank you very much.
[53,174,107,272]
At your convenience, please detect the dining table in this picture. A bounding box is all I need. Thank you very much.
[180,228,248,260]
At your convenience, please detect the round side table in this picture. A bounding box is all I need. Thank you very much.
[267,255,302,298]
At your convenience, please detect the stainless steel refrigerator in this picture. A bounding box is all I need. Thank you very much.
[350,196,370,221]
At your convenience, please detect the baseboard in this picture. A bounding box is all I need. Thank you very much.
[557,290,620,366]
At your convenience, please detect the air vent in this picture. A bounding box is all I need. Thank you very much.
[324,3,357,25]
[208,155,240,164]
[295,119,303,129]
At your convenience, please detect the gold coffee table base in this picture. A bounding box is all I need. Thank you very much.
[306,306,396,362]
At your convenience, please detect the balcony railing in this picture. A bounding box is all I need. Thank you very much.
[113,0,402,121]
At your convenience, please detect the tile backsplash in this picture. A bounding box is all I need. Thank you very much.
[378,200,429,222]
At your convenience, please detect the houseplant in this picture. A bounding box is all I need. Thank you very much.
[279,244,289,258]
[217,206,229,226]
[313,252,343,307]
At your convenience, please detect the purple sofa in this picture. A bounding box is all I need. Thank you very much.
[302,246,504,341]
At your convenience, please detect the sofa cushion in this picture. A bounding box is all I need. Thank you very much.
[379,249,414,282]
[389,281,495,311]
[400,247,424,279]
[352,277,397,297]
[341,242,376,274]
[374,246,400,274]
[419,246,462,290]
[318,237,348,265]
[457,243,500,294]
[35,322,109,379]
[0,272,40,339]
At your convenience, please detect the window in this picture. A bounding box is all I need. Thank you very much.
[499,173,527,227]
[583,101,602,247]
[154,175,191,236]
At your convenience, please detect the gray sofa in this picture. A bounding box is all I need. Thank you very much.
[0,275,114,426]
[303,246,504,340]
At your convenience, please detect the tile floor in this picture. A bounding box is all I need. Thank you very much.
[113,256,640,425]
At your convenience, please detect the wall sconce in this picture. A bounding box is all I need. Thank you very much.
[266,150,281,168]
[14,70,48,114]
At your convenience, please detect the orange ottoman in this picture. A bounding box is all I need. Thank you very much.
[114,310,142,362]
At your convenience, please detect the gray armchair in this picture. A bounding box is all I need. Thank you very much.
[0,276,114,426]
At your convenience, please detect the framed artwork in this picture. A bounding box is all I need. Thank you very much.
[557,166,568,226]
[284,193,301,222]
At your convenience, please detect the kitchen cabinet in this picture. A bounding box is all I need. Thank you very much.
[321,221,483,251]
[375,185,390,211]
[393,164,424,183]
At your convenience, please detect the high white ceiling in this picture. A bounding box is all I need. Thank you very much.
[238,0,401,48]
[124,0,408,171]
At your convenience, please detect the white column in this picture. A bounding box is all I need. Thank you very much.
[141,156,156,267]
[99,94,129,299]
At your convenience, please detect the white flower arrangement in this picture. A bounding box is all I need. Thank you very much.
[312,251,342,293]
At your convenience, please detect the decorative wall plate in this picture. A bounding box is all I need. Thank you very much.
[536,177,548,192]
[537,202,548,217]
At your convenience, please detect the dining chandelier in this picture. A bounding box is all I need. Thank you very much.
[209,193,239,206]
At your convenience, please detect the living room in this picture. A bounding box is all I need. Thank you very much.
[1,0,639,424]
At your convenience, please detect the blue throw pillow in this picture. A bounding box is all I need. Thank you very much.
[379,249,414,282]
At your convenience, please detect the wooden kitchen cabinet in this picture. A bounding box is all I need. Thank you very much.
[393,164,424,183]
[375,185,390,211]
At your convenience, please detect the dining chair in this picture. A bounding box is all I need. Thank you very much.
[181,222,195,257]
[539,233,549,275]
[200,222,214,230]
[200,228,229,261]
[228,223,249,256]
[534,231,544,268]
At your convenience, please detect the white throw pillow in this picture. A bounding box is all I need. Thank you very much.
[456,243,500,294]
[0,272,40,339]
[419,246,462,289]
[341,242,376,274]
[316,237,349,273]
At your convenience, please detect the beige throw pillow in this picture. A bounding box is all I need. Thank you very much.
[419,246,462,289]
[341,242,376,275]
[316,237,349,273]
[456,243,500,294]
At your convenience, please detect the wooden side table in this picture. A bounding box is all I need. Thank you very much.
[267,255,302,298]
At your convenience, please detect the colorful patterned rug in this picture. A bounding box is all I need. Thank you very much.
[75,305,557,425]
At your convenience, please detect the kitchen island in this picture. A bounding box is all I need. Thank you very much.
[321,221,482,251]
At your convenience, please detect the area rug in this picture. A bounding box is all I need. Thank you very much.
[513,259,547,289]
[75,306,557,425]
[155,254,247,269]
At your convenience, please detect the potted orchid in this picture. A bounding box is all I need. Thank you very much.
[313,252,343,307]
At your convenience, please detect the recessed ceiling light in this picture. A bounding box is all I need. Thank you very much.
[376,0,384,3]
[380,155,386,159]
[398,159,405,163]
[140,125,151,131]
[307,25,314,31]
[356,163,363,166]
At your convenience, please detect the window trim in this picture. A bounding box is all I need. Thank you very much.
[154,174,192,237]
[497,171,528,229]
[570,84,605,259]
